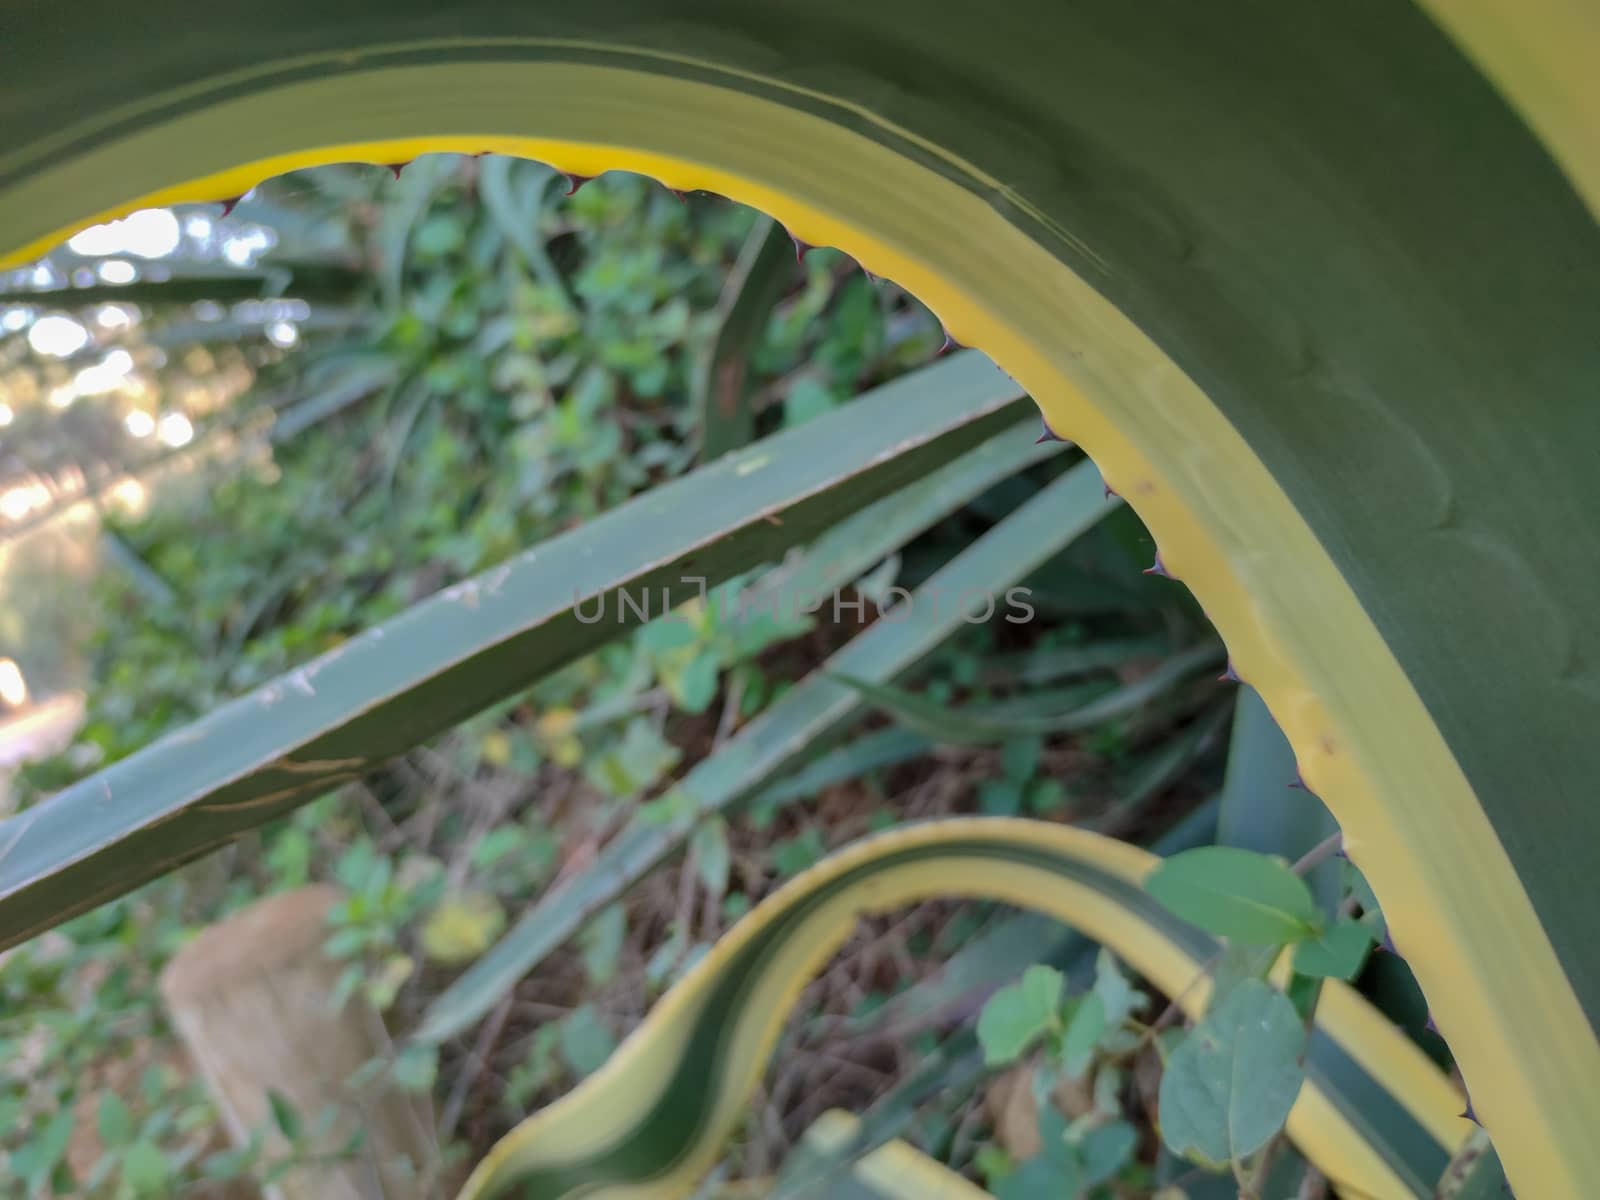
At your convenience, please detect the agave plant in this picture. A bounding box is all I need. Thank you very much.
[0,3,1594,1198]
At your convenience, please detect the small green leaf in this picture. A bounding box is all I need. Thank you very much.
[470,826,527,869]
[1146,846,1321,944]
[691,819,731,895]
[1092,949,1145,1028]
[977,965,1064,1065]
[1294,920,1375,980]
[772,828,826,876]
[393,1042,438,1093]
[670,651,720,714]
[996,1107,1079,1200]
[16,1109,73,1188]
[978,779,1024,816]
[559,1004,618,1076]
[974,1144,1015,1185]
[1079,1119,1139,1184]
[995,1152,1078,1200]
[1000,736,1043,783]
[267,1089,301,1141]
[506,1026,560,1111]
[580,904,627,986]
[97,1093,135,1149]
[1158,979,1307,1166]
[1062,993,1107,1078]
[323,925,370,960]
[121,1141,169,1195]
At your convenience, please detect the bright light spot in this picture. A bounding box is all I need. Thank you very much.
[30,263,59,289]
[0,659,26,707]
[157,412,195,447]
[108,477,148,517]
[184,214,214,240]
[72,349,134,396]
[48,383,77,408]
[68,223,123,256]
[0,483,49,522]
[95,304,136,330]
[221,224,276,268]
[266,321,299,348]
[124,409,156,438]
[0,403,12,427]
[97,259,137,284]
[27,314,89,358]
[192,300,225,322]
[124,209,182,257]
[67,208,182,259]
[1,307,32,332]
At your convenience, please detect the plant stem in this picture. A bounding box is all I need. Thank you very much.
[1292,831,1343,876]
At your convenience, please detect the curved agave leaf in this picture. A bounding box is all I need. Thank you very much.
[461,818,1465,1200]
[788,1110,993,1200]
[1,5,1594,1192]
[770,797,1226,1195]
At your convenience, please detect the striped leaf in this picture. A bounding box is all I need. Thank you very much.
[786,1111,992,1200]
[460,817,1466,1200]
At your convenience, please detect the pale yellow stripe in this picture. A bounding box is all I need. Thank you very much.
[1417,0,1600,221]
[805,1110,993,1200]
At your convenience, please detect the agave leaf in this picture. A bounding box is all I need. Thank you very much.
[415,458,1120,1041]
[1436,1129,1510,1200]
[1217,687,1341,914]
[3,6,1594,1188]
[747,728,932,829]
[0,352,1027,951]
[785,1110,994,1200]
[978,636,1173,688]
[463,817,1460,1200]
[694,217,796,461]
[477,155,571,305]
[830,641,1223,746]
[737,417,1064,622]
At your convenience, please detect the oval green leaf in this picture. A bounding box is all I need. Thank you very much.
[1158,978,1308,1166]
[1146,846,1320,945]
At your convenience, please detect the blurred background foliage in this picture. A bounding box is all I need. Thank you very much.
[0,154,1323,1198]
